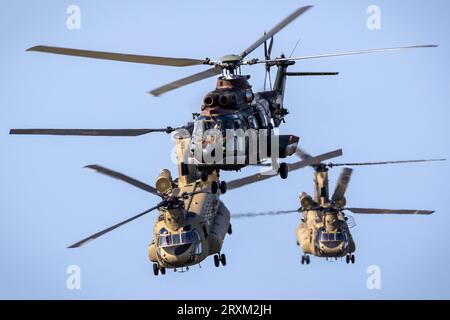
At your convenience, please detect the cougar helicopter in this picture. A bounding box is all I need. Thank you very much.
[66,137,343,275]
[10,5,437,184]
[232,150,444,265]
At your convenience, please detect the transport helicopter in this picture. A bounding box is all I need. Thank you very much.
[10,5,437,183]
[232,149,444,264]
[67,137,343,275]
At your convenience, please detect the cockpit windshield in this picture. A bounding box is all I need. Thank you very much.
[158,230,200,248]
[319,231,346,242]
[192,116,241,138]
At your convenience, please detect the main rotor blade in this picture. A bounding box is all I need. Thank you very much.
[149,66,222,96]
[27,45,207,67]
[232,210,299,219]
[295,147,312,160]
[255,44,438,63]
[67,205,161,248]
[346,208,434,215]
[10,128,175,136]
[227,149,342,190]
[84,165,160,196]
[331,168,353,203]
[328,158,446,168]
[239,5,313,59]
[289,149,343,171]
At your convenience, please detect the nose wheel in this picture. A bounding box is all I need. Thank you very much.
[214,253,227,267]
[346,254,355,264]
[301,254,310,265]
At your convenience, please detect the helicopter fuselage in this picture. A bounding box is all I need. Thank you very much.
[185,75,299,172]
[296,209,356,259]
[148,172,230,271]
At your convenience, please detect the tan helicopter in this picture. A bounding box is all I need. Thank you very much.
[68,137,343,275]
[233,149,445,265]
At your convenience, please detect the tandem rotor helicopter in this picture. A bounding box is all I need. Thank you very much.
[233,149,445,265]
[67,140,344,275]
[10,5,437,186]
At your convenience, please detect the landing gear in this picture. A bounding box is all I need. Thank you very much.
[220,181,227,194]
[279,162,289,179]
[214,254,220,267]
[153,263,166,276]
[301,255,310,265]
[211,181,219,194]
[201,170,208,182]
[346,254,355,264]
[181,162,189,176]
[220,254,227,266]
[211,180,227,195]
[228,223,232,235]
[214,253,227,267]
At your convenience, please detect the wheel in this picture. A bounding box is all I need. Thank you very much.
[220,253,227,266]
[351,254,355,264]
[214,254,220,267]
[228,223,232,235]
[160,267,166,275]
[181,162,189,176]
[346,254,350,264]
[201,171,208,182]
[211,181,218,194]
[220,181,227,194]
[153,263,159,276]
[279,162,289,179]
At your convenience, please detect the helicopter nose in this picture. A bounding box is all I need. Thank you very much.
[158,244,194,267]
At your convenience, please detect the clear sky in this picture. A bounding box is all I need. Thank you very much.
[0,0,449,299]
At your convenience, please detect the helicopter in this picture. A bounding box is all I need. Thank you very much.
[66,136,343,276]
[9,5,438,184]
[232,149,445,265]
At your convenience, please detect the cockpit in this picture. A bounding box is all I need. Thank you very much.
[318,231,346,242]
[157,229,201,248]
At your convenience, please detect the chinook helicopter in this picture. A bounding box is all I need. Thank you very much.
[233,149,444,264]
[66,136,343,275]
[10,5,437,183]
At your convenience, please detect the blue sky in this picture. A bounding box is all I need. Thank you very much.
[0,0,449,299]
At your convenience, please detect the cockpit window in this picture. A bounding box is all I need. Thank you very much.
[319,231,345,242]
[158,230,200,248]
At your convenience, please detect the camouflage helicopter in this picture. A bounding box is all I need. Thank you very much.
[10,5,438,185]
[67,137,343,276]
[233,149,444,265]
